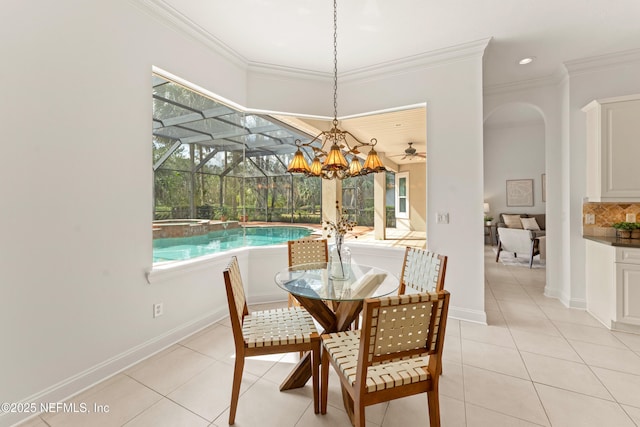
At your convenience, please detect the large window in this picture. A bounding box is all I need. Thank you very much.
[152,74,322,225]
[151,73,423,265]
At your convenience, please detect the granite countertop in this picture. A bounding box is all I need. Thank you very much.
[583,235,640,248]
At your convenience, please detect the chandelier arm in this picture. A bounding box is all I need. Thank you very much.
[340,130,376,148]
[294,136,330,157]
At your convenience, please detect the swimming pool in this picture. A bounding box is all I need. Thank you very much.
[153,226,314,263]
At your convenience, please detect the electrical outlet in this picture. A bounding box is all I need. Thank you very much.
[153,303,163,318]
[626,213,637,223]
[436,213,449,224]
[585,213,595,224]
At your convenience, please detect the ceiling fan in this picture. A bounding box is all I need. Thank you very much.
[391,142,426,160]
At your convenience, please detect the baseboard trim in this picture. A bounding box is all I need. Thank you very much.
[2,307,228,427]
[568,298,587,309]
[449,306,487,325]
[611,320,640,334]
[543,285,561,300]
[543,286,586,310]
[246,293,288,305]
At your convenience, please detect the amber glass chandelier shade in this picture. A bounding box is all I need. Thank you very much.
[287,149,311,174]
[361,148,386,173]
[348,157,362,176]
[322,143,349,171]
[309,157,323,176]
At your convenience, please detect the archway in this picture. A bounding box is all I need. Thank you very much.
[483,102,546,260]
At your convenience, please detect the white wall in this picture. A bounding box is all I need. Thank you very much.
[484,121,546,217]
[249,42,489,325]
[0,1,248,425]
[0,3,488,426]
[343,58,486,323]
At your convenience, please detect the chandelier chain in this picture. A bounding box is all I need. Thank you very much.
[333,0,338,125]
[285,0,386,179]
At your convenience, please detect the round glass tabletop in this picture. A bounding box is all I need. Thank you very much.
[274,262,399,301]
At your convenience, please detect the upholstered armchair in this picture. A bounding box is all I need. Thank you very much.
[496,213,546,239]
[496,227,541,268]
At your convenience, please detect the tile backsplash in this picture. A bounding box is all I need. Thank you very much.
[583,202,640,236]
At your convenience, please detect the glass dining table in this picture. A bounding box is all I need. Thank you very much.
[274,261,399,391]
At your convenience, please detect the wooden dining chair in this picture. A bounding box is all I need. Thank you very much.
[397,247,448,375]
[398,247,448,295]
[223,256,321,424]
[321,291,451,427]
[287,238,328,308]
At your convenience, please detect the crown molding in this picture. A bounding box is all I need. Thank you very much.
[246,62,332,81]
[339,37,492,83]
[135,0,489,84]
[564,47,640,76]
[245,38,491,84]
[131,0,248,69]
[483,47,640,97]
[134,0,491,84]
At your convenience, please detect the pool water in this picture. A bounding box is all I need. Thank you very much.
[153,226,314,263]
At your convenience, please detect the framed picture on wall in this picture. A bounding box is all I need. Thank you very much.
[542,173,546,202]
[506,179,534,207]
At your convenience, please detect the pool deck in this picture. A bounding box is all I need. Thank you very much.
[243,221,426,249]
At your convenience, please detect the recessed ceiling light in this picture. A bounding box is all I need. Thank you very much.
[518,57,535,65]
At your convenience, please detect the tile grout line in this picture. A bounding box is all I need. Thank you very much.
[491,254,640,425]
[487,257,553,427]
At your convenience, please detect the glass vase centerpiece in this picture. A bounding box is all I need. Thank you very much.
[324,201,357,280]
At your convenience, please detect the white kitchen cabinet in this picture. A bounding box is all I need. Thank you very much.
[585,240,640,332]
[616,262,640,326]
[583,94,640,201]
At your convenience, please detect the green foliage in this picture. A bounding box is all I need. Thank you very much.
[154,206,172,220]
[153,135,379,227]
[612,221,639,230]
[278,213,322,223]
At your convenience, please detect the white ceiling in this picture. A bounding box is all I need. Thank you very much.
[153,0,640,162]
[159,0,640,87]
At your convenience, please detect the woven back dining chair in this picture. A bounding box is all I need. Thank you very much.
[287,238,328,308]
[320,291,450,427]
[223,256,321,424]
[398,247,448,295]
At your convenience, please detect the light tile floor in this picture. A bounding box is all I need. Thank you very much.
[17,246,640,427]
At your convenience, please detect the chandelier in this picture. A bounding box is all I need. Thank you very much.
[287,0,386,180]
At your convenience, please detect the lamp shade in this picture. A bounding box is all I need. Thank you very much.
[361,148,386,173]
[322,143,349,171]
[309,157,323,176]
[348,157,362,176]
[287,148,310,174]
[483,202,490,213]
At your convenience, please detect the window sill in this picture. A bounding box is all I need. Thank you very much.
[146,247,246,284]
